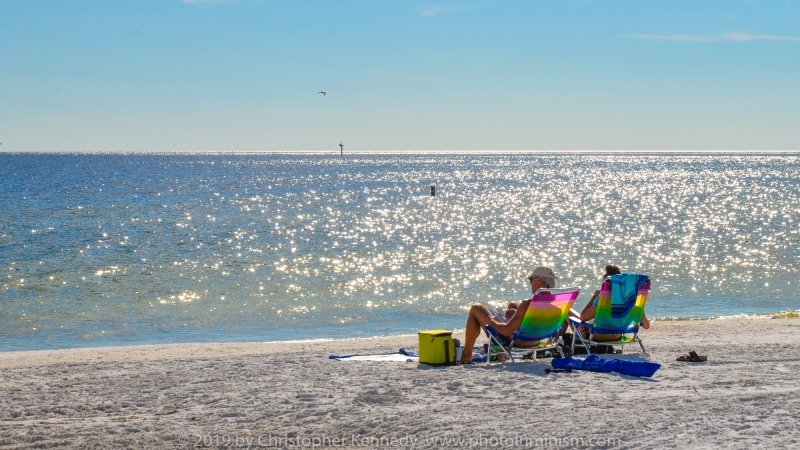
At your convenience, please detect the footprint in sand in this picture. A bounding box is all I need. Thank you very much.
[774,365,790,373]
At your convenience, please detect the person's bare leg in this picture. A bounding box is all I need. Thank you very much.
[461,304,491,362]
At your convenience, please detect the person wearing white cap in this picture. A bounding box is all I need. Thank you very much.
[459,266,558,364]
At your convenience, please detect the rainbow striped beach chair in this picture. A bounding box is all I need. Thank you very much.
[485,287,580,364]
[569,274,651,355]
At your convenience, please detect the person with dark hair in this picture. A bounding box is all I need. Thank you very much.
[568,264,649,341]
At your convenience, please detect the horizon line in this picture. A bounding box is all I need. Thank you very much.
[2,150,800,156]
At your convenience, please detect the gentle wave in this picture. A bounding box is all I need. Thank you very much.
[655,309,800,321]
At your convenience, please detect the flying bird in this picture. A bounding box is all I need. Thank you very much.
[318,91,326,96]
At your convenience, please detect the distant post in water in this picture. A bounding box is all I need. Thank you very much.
[430,185,435,197]
[339,142,343,156]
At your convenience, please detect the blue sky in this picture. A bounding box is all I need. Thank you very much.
[0,0,798,152]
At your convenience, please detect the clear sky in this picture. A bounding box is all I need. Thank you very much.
[1,0,798,152]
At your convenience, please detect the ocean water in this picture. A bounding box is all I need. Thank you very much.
[1,153,799,351]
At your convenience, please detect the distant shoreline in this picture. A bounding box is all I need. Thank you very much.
[2,309,798,354]
[2,150,800,156]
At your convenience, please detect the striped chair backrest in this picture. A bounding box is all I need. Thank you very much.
[594,274,651,335]
[514,288,580,342]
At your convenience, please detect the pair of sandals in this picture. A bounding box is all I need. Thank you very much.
[677,350,707,362]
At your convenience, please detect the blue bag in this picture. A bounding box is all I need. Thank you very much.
[551,355,660,378]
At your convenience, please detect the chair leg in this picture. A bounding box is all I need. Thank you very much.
[638,338,647,356]
[574,332,591,355]
[504,342,516,365]
[568,319,591,355]
[488,334,515,364]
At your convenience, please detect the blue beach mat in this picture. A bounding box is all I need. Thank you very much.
[330,347,487,363]
[330,354,417,362]
[402,347,488,362]
[329,348,418,362]
[551,355,661,378]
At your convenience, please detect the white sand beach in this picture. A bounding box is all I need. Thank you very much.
[2,318,800,449]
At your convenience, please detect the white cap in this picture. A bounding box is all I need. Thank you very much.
[527,266,558,288]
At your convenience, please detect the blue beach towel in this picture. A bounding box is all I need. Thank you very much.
[551,355,660,378]
[329,350,403,360]
[401,347,488,362]
[609,273,650,316]
[329,348,421,362]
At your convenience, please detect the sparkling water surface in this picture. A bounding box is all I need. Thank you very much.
[1,154,799,351]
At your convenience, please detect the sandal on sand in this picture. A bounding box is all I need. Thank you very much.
[677,351,707,362]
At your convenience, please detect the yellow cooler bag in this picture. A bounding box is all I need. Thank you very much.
[418,330,456,366]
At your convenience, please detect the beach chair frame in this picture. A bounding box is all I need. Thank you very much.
[484,287,581,365]
[568,276,650,356]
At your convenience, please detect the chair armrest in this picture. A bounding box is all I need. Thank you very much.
[567,317,593,330]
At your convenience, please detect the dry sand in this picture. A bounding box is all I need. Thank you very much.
[2,318,800,449]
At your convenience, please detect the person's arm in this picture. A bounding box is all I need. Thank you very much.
[577,289,601,322]
[581,290,600,314]
[490,299,530,337]
[640,311,650,329]
[579,305,596,322]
